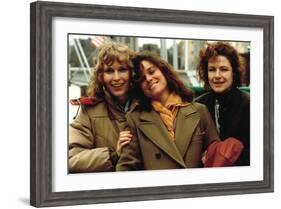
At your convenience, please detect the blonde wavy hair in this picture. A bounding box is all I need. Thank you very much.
[86,42,135,98]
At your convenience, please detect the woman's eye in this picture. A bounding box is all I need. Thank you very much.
[104,68,114,74]
[148,68,156,75]
[221,67,229,72]
[119,67,128,73]
[208,68,215,72]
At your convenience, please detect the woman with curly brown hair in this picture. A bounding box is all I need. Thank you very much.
[116,52,226,171]
[195,41,250,166]
[68,42,137,173]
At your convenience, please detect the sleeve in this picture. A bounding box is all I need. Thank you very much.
[116,113,144,171]
[238,95,250,165]
[200,104,220,149]
[68,107,116,173]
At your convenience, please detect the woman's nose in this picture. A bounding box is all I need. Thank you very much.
[144,74,152,82]
[113,71,121,80]
[214,69,221,77]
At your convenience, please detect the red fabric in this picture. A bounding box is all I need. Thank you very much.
[70,97,96,106]
[204,137,244,167]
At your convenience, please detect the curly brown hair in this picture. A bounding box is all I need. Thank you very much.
[132,52,193,110]
[86,42,135,99]
[197,41,242,90]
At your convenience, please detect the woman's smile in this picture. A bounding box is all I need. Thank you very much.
[102,60,131,104]
[139,60,170,104]
[208,55,233,93]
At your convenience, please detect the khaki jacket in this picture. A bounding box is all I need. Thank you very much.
[69,95,134,173]
[116,102,220,170]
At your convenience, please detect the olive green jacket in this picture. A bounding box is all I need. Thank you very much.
[116,102,220,171]
[69,95,135,173]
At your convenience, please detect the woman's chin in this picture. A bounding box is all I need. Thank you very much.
[212,88,226,94]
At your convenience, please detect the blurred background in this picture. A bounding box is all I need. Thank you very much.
[68,34,250,120]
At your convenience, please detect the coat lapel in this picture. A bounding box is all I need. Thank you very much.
[174,104,200,157]
[138,111,186,168]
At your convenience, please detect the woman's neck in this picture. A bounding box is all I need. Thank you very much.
[157,90,170,106]
[116,95,128,106]
[104,90,129,109]
[212,87,237,105]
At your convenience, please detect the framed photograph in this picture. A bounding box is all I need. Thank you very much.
[30,1,274,207]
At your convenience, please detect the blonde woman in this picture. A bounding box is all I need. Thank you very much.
[69,42,136,172]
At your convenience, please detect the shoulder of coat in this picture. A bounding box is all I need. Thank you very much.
[175,102,206,118]
[187,102,209,116]
[240,90,250,102]
[190,101,206,110]
[70,96,103,106]
[194,91,211,103]
[82,101,109,118]
[233,89,250,108]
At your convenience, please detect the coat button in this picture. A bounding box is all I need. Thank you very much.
[155,153,161,159]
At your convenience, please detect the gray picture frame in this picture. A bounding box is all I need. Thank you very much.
[30,1,274,207]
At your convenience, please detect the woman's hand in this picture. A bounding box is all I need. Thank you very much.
[116,131,133,156]
[201,150,207,164]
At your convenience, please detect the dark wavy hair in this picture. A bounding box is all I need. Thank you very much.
[86,42,135,99]
[197,41,242,90]
[132,52,193,111]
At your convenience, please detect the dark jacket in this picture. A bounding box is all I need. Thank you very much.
[116,102,220,171]
[195,88,250,166]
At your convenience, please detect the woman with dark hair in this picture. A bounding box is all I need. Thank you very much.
[195,41,250,166]
[69,42,136,173]
[116,52,242,171]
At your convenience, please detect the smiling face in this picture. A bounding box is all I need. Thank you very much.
[102,60,130,104]
[139,60,170,104]
[207,55,234,93]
